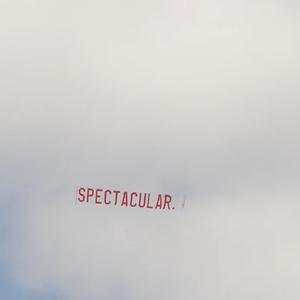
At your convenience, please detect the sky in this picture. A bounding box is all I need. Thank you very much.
[1,0,300,299]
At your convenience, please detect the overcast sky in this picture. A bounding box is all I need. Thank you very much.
[1,0,300,299]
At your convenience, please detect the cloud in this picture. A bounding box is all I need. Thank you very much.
[7,185,300,300]
[1,0,300,299]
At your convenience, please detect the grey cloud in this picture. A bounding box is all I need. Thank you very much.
[1,0,300,299]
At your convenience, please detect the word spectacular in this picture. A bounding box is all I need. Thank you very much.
[77,187,175,210]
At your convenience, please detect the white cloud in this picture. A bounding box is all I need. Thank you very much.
[1,0,300,299]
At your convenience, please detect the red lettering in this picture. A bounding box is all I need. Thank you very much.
[121,192,128,207]
[130,192,137,207]
[155,194,163,209]
[87,188,95,202]
[76,186,175,211]
[163,194,172,210]
[78,187,85,202]
[104,190,111,205]
[146,193,153,209]
[138,193,147,208]
[113,190,120,205]
[95,189,102,204]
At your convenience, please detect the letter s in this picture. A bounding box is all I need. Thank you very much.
[78,187,86,202]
